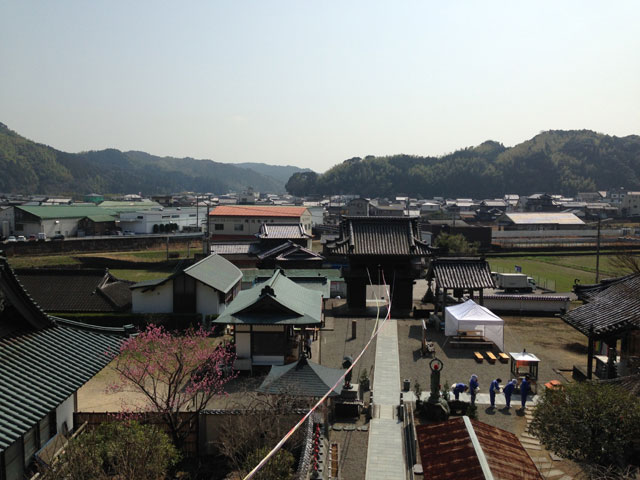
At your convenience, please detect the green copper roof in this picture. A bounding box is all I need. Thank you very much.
[184,254,242,294]
[16,205,118,219]
[213,270,322,325]
[131,254,242,294]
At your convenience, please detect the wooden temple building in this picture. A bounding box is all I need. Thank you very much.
[325,217,433,314]
[564,273,640,380]
[425,257,495,315]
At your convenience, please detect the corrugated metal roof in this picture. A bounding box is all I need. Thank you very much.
[563,273,640,337]
[428,258,495,289]
[257,357,344,397]
[416,417,543,480]
[328,217,432,256]
[212,270,322,325]
[84,214,117,223]
[503,212,585,225]
[209,206,308,217]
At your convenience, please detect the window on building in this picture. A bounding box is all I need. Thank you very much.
[137,215,144,219]
[215,224,224,230]
[234,224,244,231]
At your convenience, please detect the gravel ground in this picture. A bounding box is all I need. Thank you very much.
[397,313,588,435]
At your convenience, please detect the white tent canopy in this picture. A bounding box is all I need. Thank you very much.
[445,300,504,351]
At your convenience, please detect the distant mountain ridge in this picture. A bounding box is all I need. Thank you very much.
[0,123,310,195]
[235,162,312,184]
[285,130,640,198]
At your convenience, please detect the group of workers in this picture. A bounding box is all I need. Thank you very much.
[451,374,531,409]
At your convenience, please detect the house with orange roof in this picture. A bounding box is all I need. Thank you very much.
[208,205,312,241]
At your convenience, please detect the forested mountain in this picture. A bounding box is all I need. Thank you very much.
[286,131,640,198]
[235,162,311,184]
[0,123,298,195]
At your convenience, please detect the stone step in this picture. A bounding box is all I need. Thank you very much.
[521,432,538,439]
[544,470,566,478]
[520,437,541,445]
[524,444,542,451]
[550,453,563,461]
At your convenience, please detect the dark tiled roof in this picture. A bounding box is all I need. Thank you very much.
[563,273,640,337]
[257,357,344,397]
[327,217,432,256]
[598,374,640,397]
[211,243,259,255]
[417,417,542,480]
[257,241,324,262]
[15,269,132,312]
[428,258,495,289]
[257,223,311,239]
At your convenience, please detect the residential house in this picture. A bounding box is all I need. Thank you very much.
[344,198,370,217]
[208,205,312,241]
[0,254,129,480]
[130,254,242,319]
[212,270,323,371]
[621,192,640,217]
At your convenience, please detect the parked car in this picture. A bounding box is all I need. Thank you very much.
[28,234,37,242]
[37,232,47,241]
[5,236,17,243]
[123,230,135,236]
[17,235,27,242]
[51,234,65,241]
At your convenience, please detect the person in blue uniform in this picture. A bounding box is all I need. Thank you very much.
[502,379,517,408]
[469,374,479,405]
[451,383,468,400]
[520,375,530,409]
[489,378,502,408]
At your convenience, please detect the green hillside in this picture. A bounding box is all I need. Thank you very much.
[0,123,296,195]
[286,131,640,197]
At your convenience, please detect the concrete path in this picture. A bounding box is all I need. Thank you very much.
[365,319,406,480]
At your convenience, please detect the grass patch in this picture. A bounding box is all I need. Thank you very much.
[110,267,178,282]
[7,255,83,268]
[488,257,595,292]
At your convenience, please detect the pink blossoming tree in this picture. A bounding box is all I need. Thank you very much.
[110,324,236,447]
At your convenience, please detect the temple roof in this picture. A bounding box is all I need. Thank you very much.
[326,217,432,256]
[212,270,322,325]
[257,356,344,397]
[563,273,640,337]
[427,257,495,289]
[0,254,129,451]
[256,223,311,239]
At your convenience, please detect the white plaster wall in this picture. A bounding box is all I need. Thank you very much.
[132,281,173,313]
[56,394,75,434]
[196,281,220,317]
[236,332,251,359]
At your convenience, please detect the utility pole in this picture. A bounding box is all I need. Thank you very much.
[595,217,602,283]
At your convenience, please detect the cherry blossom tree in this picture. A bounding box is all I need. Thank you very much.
[110,324,236,447]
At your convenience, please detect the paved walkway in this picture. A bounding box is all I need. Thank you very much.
[365,319,406,480]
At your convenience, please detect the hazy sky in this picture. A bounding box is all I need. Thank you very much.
[2,1,639,172]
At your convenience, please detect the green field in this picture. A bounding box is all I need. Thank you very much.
[488,255,625,293]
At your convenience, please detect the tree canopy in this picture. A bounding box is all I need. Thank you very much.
[286,131,640,198]
[529,382,640,468]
